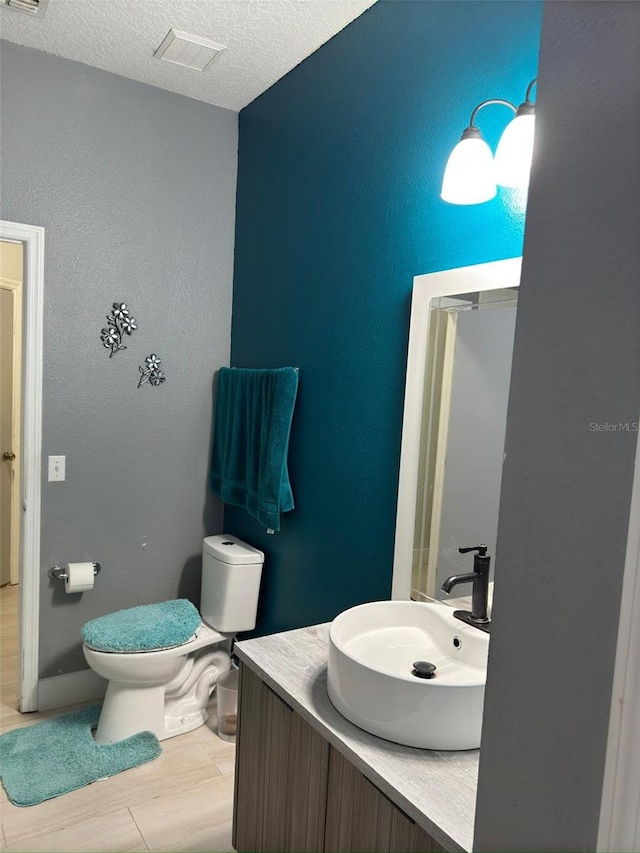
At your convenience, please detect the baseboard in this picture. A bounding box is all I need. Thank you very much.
[38,668,106,711]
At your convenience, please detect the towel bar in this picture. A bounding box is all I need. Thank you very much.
[229,366,299,372]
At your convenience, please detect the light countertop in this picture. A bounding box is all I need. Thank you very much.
[235,623,479,852]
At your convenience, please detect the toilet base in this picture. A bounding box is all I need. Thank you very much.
[94,647,231,744]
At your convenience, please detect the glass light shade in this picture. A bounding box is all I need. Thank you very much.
[441,136,496,205]
[495,113,535,188]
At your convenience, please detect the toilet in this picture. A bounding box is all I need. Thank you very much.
[81,535,264,744]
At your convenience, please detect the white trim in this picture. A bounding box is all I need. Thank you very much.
[38,669,106,712]
[598,421,640,852]
[0,220,44,712]
[392,257,522,600]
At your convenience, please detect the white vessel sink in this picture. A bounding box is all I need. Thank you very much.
[327,600,489,751]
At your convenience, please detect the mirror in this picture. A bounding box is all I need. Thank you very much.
[393,258,522,605]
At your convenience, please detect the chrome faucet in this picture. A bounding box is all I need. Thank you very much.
[441,545,491,633]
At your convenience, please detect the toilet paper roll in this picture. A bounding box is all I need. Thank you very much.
[64,562,95,594]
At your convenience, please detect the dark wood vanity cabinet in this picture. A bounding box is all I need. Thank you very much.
[325,749,446,853]
[233,662,329,852]
[233,665,447,853]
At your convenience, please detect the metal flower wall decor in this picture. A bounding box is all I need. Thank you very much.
[101,302,138,357]
[138,354,166,388]
[100,301,167,388]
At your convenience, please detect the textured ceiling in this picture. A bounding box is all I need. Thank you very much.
[0,0,376,111]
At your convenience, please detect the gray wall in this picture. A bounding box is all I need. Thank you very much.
[474,2,640,849]
[0,42,238,678]
[436,306,517,593]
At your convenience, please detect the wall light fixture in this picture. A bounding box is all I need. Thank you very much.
[441,79,537,205]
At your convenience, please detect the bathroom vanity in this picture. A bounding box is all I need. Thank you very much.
[233,624,479,853]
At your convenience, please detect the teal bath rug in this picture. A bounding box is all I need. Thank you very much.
[0,704,161,806]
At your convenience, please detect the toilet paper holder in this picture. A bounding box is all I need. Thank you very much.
[48,562,102,581]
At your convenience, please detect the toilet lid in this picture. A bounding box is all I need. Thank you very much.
[81,599,202,653]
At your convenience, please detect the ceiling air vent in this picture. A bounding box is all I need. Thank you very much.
[0,0,49,15]
[153,29,226,72]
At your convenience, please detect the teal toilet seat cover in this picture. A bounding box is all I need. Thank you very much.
[81,599,202,653]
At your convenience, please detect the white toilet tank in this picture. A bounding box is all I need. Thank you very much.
[201,535,265,633]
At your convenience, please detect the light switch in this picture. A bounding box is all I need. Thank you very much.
[48,455,66,482]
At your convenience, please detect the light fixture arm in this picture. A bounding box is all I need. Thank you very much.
[468,98,517,129]
[524,78,537,105]
[466,76,537,129]
[512,79,537,119]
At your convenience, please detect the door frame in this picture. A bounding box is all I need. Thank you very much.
[0,220,44,712]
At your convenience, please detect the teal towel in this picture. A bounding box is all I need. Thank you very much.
[81,599,201,652]
[210,367,299,531]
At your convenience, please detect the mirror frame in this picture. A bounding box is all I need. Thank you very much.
[392,256,522,600]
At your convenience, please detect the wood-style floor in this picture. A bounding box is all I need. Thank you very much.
[0,585,236,852]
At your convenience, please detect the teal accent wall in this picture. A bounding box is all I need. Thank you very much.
[229,0,542,635]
